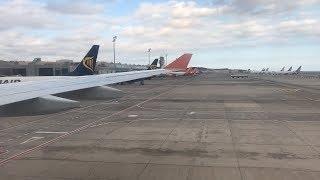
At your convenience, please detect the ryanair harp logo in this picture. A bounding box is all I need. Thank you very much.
[82,57,94,72]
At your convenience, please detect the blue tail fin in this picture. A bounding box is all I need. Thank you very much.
[148,59,158,70]
[69,45,99,76]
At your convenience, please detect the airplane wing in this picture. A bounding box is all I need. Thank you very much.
[0,69,166,106]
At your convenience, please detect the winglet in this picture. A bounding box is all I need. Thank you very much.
[69,45,99,76]
[165,53,193,70]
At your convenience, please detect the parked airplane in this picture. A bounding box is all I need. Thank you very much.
[165,53,193,76]
[257,68,269,74]
[249,68,263,74]
[185,67,199,76]
[68,45,99,76]
[272,66,302,75]
[137,59,160,82]
[0,45,99,84]
[258,68,270,74]
[284,66,302,75]
[130,54,195,85]
[148,59,159,70]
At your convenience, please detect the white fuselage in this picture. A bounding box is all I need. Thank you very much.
[169,71,186,76]
[0,76,74,84]
[165,68,187,76]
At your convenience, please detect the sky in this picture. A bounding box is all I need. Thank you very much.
[0,0,319,71]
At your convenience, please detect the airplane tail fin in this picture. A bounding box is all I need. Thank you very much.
[288,66,292,71]
[148,59,158,70]
[295,66,302,73]
[69,45,99,76]
[165,53,192,70]
[281,67,285,71]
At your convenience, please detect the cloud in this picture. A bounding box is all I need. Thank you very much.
[170,1,218,18]
[46,0,105,15]
[123,1,320,44]
[230,0,320,15]
[278,19,320,37]
[0,0,59,30]
[0,0,319,68]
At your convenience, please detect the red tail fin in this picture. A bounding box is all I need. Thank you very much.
[165,53,192,70]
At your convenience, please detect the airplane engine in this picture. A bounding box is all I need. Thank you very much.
[57,86,124,100]
[0,95,80,116]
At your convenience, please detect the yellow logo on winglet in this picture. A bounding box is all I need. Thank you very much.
[82,57,94,72]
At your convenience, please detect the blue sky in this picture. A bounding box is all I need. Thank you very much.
[0,0,319,71]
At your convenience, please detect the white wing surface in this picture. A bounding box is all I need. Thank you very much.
[0,69,166,106]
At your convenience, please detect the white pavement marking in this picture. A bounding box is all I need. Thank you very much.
[306,97,315,101]
[20,137,44,145]
[128,114,138,118]
[35,131,68,134]
[89,122,114,128]
[188,112,196,115]
[101,101,119,105]
[0,81,191,166]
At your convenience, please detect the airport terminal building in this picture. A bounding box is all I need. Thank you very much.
[0,58,147,76]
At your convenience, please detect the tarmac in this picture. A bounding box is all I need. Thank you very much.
[1,71,320,179]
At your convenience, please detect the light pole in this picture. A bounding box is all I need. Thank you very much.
[147,48,151,65]
[165,53,168,66]
[112,36,117,72]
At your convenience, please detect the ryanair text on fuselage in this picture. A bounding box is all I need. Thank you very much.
[0,79,21,84]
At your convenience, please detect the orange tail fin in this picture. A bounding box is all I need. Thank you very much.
[165,53,192,70]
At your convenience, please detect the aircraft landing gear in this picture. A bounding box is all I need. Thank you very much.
[140,80,145,86]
